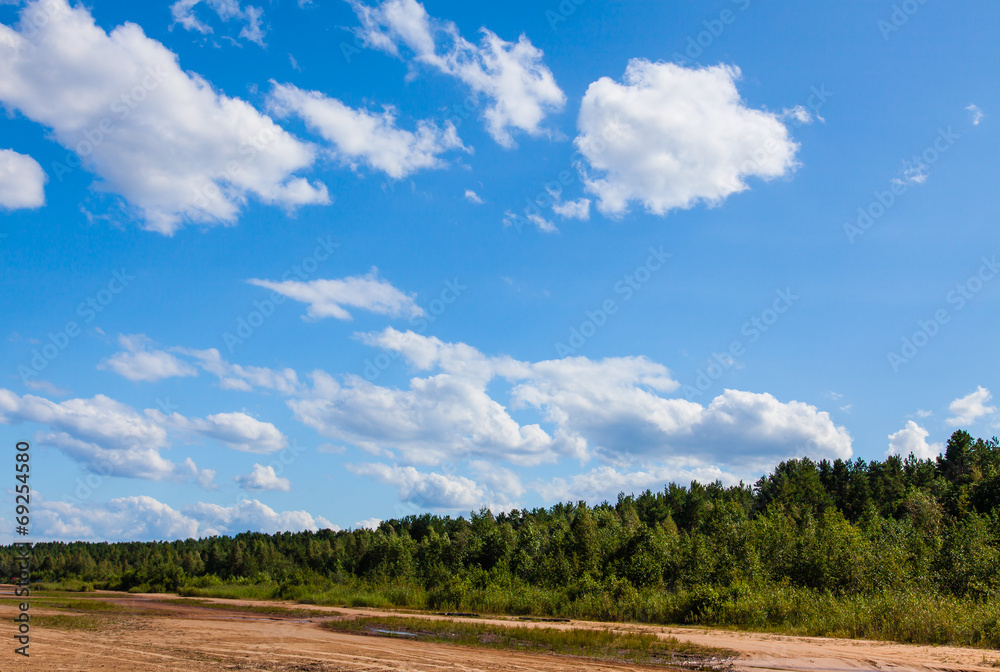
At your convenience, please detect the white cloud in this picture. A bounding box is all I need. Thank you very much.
[25,494,333,541]
[892,162,927,187]
[34,495,199,541]
[99,334,198,382]
[504,209,557,233]
[946,386,996,426]
[0,148,46,209]
[289,329,852,476]
[508,360,851,468]
[575,60,800,216]
[163,410,289,454]
[234,463,291,491]
[469,459,524,503]
[0,389,211,482]
[170,0,266,46]
[185,498,333,536]
[348,0,565,146]
[967,104,985,126]
[181,347,302,395]
[782,105,817,125]
[464,189,483,204]
[552,197,591,220]
[268,82,467,178]
[0,388,284,482]
[353,517,382,530]
[348,463,485,510]
[290,370,557,466]
[0,0,328,234]
[248,268,424,321]
[887,420,943,461]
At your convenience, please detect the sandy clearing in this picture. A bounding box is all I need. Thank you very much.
[0,586,997,672]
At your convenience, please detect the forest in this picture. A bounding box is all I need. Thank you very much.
[4,429,1000,647]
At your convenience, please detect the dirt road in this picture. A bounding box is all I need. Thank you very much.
[1,587,997,672]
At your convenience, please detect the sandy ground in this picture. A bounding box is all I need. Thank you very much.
[0,586,997,672]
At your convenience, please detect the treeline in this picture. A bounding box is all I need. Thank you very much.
[4,430,1000,645]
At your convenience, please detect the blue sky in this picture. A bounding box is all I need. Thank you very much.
[0,0,998,542]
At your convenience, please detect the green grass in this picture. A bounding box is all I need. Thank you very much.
[322,616,733,667]
[30,580,96,592]
[178,582,278,600]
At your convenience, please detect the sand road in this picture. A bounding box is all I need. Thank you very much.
[1,587,998,672]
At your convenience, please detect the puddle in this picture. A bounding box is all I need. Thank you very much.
[374,629,418,637]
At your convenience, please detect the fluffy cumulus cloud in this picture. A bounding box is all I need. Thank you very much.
[34,496,200,541]
[887,420,943,460]
[269,83,467,179]
[946,387,996,426]
[162,411,288,454]
[98,328,853,513]
[508,359,851,469]
[288,329,851,489]
[289,370,557,466]
[348,0,565,146]
[0,148,46,209]
[234,463,291,491]
[28,495,334,542]
[0,389,210,482]
[170,0,266,46]
[249,268,424,321]
[575,60,800,216]
[348,463,486,511]
[0,388,287,481]
[98,334,198,382]
[0,0,328,234]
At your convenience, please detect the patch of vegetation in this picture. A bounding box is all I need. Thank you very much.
[168,598,330,618]
[32,614,121,631]
[322,616,732,667]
